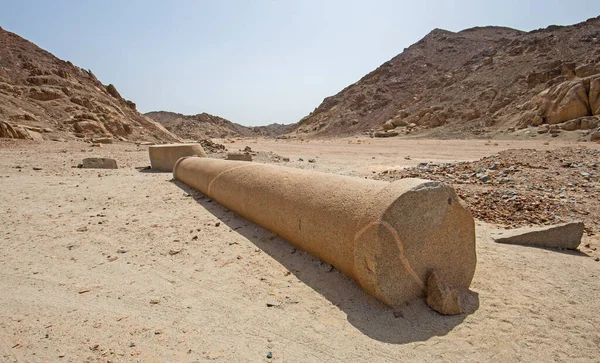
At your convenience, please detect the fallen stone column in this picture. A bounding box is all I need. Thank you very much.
[174,157,476,311]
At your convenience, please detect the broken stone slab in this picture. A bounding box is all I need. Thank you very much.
[148,143,207,172]
[226,152,252,161]
[491,222,584,250]
[81,157,118,169]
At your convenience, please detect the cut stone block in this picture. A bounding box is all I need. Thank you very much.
[148,143,207,172]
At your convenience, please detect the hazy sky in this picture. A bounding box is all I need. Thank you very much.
[1,1,598,125]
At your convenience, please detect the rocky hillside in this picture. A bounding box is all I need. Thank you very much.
[145,111,291,139]
[292,16,600,141]
[0,26,179,143]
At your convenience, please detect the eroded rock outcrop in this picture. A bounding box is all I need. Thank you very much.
[535,79,590,124]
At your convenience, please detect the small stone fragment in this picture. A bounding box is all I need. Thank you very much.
[426,271,478,315]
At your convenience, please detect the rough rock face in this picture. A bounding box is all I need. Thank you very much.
[0,27,179,142]
[0,121,32,139]
[291,16,600,139]
[145,111,291,139]
[535,80,591,124]
[590,76,600,115]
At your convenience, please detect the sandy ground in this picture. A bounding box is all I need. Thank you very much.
[1,138,599,362]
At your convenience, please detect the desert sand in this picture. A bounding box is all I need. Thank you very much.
[1,138,599,362]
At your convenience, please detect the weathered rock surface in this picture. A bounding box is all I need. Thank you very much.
[491,222,584,250]
[590,76,600,115]
[536,80,591,125]
[0,121,32,139]
[426,271,478,315]
[290,16,600,139]
[81,158,118,169]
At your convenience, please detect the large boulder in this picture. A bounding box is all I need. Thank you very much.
[536,80,591,124]
[491,222,584,250]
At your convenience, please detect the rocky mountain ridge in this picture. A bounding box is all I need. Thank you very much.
[0,26,179,143]
[291,17,600,141]
[145,111,291,139]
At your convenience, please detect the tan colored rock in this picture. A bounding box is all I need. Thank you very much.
[73,120,107,134]
[396,109,409,118]
[174,158,476,308]
[227,152,252,161]
[491,222,584,250]
[82,157,118,169]
[560,118,581,131]
[28,88,63,101]
[578,117,599,130]
[0,121,31,139]
[426,271,478,315]
[382,120,395,130]
[531,115,544,126]
[574,64,598,78]
[92,137,113,144]
[391,118,408,127]
[149,144,207,172]
[105,84,122,99]
[27,130,44,141]
[591,130,600,141]
[418,112,432,126]
[537,80,591,124]
[374,130,399,138]
[590,76,600,115]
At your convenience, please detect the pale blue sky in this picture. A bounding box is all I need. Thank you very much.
[1,1,598,125]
